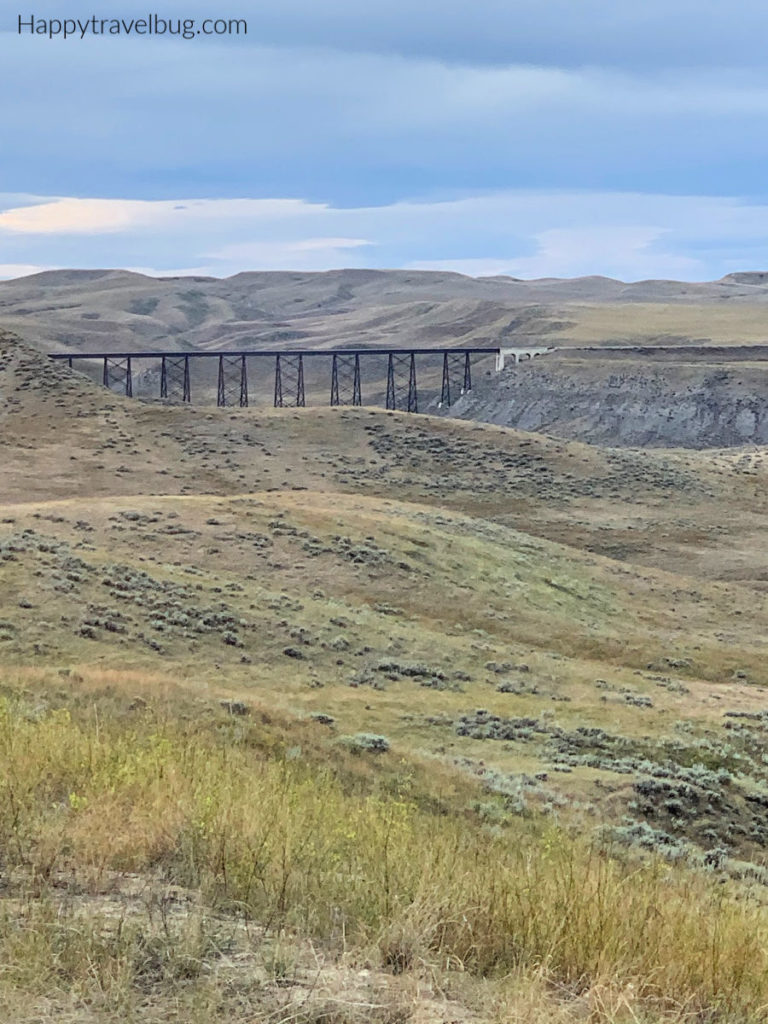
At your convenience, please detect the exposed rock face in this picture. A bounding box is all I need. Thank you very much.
[446,355,768,448]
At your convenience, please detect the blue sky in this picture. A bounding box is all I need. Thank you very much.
[3,1,768,280]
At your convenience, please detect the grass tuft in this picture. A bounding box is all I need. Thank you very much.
[1,694,768,1020]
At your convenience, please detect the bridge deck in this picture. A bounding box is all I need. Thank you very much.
[50,347,501,360]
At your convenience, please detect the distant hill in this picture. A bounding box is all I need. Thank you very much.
[4,267,768,355]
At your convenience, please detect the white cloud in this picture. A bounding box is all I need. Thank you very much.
[0,197,325,235]
[410,226,702,281]
[123,265,219,277]
[0,263,57,279]
[2,189,768,282]
[208,237,371,270]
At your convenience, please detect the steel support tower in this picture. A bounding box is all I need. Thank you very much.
[160,354,191,402]
[274,353,305,407]
[330,352,362,406]
[217,353,249,407]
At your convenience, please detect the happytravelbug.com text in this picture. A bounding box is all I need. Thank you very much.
[17,13,247,40]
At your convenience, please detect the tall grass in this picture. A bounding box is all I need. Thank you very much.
[1,696,767,1020]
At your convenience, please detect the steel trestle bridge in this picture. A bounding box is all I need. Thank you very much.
[49,347,508,411]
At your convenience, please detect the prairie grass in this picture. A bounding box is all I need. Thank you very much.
[1,692,768,1022]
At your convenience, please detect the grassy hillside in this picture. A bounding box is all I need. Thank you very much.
[4,268,768,356]
[4,677,768,1023]
[4,328,768,1021]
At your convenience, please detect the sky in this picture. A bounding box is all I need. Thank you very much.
[3,1,768,281]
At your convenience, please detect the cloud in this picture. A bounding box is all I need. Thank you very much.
[209,238,372,271]
[409,227,702,281]
[0,197,325,234]
[0,199,144,234]
[0,263,57,279]
[5,31,768,204]
[2,189,768,282]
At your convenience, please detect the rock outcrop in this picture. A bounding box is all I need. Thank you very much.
[447,354,768,448]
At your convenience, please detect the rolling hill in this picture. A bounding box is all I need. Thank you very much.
[4,324,768,1020]
[4,267,768,356]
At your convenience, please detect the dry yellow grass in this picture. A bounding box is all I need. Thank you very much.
[550,301,768,346]
[2,683,768,1022]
